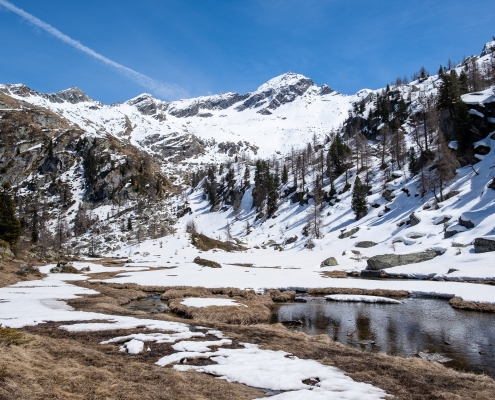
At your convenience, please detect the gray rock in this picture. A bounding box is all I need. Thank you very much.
[382,189,395,202]
[434,216,451,225]
[320,257,338,267]
[366,250,440,270]
[417,352,452,363]
[409,212,420,227]
[339,227,360,239]
[355,241,377,248]
[474,237,495,253]
[459,216,475,229]
[284,236,298,245]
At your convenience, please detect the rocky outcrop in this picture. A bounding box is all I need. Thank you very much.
[474,237,495,253]
[355,241,377,248]
[366,250,441,270]
[409,212,420,227]
[320,257,338,267]
[339,227,359,239]
[0,239,13,259]
[459,215,475,229]
[235,73,314,112]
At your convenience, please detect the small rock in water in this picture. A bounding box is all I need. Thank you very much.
[280,320,303,325]
[417,352,452,363]
[352,339,376,345]
[294,297,307,303]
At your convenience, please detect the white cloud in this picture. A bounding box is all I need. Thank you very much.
[0,0,187,100]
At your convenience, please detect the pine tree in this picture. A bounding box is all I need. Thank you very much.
[127,217,133,231]
[281,165,289,185]
[454,100,472,155]
[47,139,54,159]
[351,176,368,220]
[0,182,21,247]
[329,134,351,175]
[408,147,420,175]
[243,165,251,188]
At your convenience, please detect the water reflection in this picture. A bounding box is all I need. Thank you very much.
[272,297,495,377]
[125,293,168,313]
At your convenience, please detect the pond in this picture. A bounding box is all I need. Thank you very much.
[125,293,168,313]
[124,293,495,377]
[272,296,495,377]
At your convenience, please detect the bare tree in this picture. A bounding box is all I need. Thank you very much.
[435,133,459,201]
[305,190,323,239]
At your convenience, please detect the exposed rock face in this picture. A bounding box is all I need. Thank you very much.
[235,73,314,112]
[459,215,475,229]
[320,257,338,267]
[355,241,377,248]
[168,93,249,118]
[339,227,359,239]
[46,87,91,104]
[0,84,92,104]
[409,212,420,227]
[0,239,13,259]
[366,250,440,270]
[382,189,395,202]
[320,84,334,95]
[474,237,495,253]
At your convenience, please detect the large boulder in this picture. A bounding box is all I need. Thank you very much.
[320,257,338,267]
[474,237,495,253]
[409,212,420,227]
[339,227,360,239]
[366,250,441,270]
[0,239,13,259]
[355,241,377,248]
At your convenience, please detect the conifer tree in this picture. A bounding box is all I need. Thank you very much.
[329,134,351,175]
[281,165,289,185]
[0,182,21,247]
[127,217,133,231]
[243,165,251,187]
[351,176,368,220]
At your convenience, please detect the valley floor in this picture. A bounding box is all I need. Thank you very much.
[1,259,495,399]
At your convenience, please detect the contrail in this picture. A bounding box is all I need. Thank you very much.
[0,0,187,100]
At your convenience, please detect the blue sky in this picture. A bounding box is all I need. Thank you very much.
[0,0,493,103]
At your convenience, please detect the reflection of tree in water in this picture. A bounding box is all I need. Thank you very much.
[273,298,495,377]
[356,310,372,341]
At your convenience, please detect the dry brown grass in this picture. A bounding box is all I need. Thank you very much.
[191,233,247,252]
[319,270,349,278]
[266,289,296,302]
[0,326,264,400]
[23,281,495,399]
[66,281,150,316]
[449,297,495,313]
[162,286,274,325]
[0,259,46,288]
[308,287,410,298]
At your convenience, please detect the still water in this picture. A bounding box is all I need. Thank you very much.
[271,296,495,377]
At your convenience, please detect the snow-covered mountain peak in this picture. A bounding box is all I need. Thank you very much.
[481,40,495,57]
[255,72,313,93]
[0,83,93,105]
